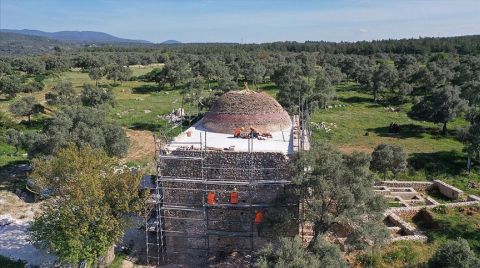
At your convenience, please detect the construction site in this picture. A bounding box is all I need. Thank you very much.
[144,88,310,267]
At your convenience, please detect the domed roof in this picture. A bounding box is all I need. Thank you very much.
[202,89,291,134]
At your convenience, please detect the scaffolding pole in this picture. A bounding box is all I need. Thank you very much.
[146,130,294,267]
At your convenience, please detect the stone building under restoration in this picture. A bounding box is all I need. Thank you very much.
[145,89,309,267]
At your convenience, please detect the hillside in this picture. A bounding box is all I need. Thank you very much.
[161,40,182,44]
[0,29,152,44]
[0,32,74,55]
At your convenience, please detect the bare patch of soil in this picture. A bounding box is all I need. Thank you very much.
[122,129,155,165]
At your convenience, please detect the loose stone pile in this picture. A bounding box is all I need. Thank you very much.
[158,108,185,124]
[311,121,337,132]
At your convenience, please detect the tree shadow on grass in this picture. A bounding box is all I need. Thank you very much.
[408,150,467,177]
[366,124,442,139]
[0,159,31,191]
[427,216,480,254]
[258,84,277,91]
[337,95,373,104]
[129,122,165,132]
[19,118,50,131]
[132,84,161,94]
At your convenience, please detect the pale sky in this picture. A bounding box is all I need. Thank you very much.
[1,0,479,43]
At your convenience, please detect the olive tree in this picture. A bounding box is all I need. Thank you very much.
[409,85,467,135]
[81,84,115,107]
[257,236,347,268]
[370,144,408,179]
[29,145,145,265]
[10,96,44,123]
[24,105,128,157]
[88,67,104,86]
[428,238,479,268]
[45,80,78,106]
[264,143,388,252]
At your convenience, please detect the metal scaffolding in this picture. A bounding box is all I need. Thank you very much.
[145,113,310,267]
[144,134,295,267]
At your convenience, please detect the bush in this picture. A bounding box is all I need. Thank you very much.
[428,238,479,268]
[357,253,382,267]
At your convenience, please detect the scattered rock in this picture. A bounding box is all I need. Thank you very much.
[144,109,152,114]
[384,106,401,112]
[311,121,337,133]
[158,108,184,124]
[468,181,479,189]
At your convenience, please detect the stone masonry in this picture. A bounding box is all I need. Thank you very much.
[154,148,298,266]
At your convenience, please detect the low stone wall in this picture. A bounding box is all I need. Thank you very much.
[375,181,433,191]
[385,213,416,235]
[433,180,463,200]
[468,195,480,202]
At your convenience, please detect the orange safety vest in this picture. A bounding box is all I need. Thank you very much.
[207,192,216,205]
[254,211,264,224]
[234,128,241,137]
[230,191,238,204]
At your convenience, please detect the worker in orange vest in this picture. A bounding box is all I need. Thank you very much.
[230,187,238,204]
[254,210,264,224]
[207,191,216,205]
[233,127,243,138]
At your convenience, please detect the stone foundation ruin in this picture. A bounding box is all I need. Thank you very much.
[376,180,480,242]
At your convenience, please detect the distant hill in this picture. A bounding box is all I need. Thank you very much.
[161,40,182,45]
[0,32,75,55]
[0,29,152,44]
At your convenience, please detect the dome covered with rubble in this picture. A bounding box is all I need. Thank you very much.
[202,89,291,134]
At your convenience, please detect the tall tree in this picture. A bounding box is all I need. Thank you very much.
[45,80,78,106]
[0,75,22,99]
[409,85,467,134]
[267,143,388,252]
[88,67,104,86]
[81,84,115,107]
[10,96,44,123]
[106,65,132,85]
[182,76,205,114]
[29,145,145,265]
[370,144,408,179]
[247,62,266,89]
[314,70,336,109]
[372,62,399,102]
[21,106,128,157]
[461,81,480,107]
[163,57,192,89]
[459,113,480,173]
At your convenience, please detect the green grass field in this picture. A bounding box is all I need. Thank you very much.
[312,83,479,195]
[0,66,478,195]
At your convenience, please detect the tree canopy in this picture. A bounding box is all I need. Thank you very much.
[370,144,408,179]
[428,238,479,268]
[9,96,44,122]
[29,145,145,264]
[409,85,467,134]
[25,105,128,157]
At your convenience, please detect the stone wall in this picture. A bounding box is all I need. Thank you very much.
[433,180,464,200]
[375,181,434,191]
[159,149,296,265]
